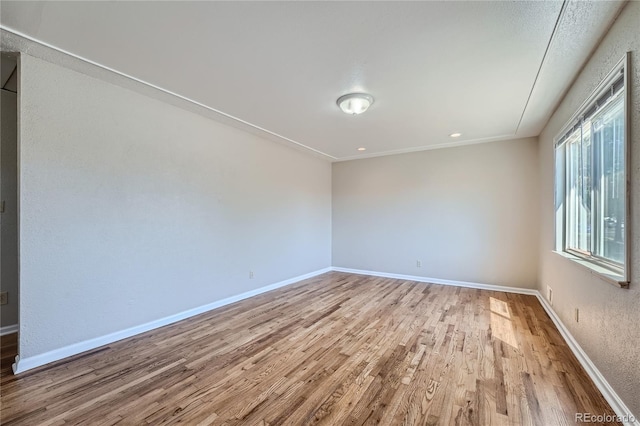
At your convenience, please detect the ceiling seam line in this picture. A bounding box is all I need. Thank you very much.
[514,0,568,135]
[0,26,337,161]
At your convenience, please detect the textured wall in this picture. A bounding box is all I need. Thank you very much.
[1,90,19,327]
[18,54,331,359]
[538,1,640,417]
[333,138,539,288]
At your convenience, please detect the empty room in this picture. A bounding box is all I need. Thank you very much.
[0,1,638,425]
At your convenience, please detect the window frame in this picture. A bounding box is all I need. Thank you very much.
[553,53,630,288]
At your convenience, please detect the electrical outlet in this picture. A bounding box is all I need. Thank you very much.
[249,271,254,279]
[0,291,7,305]
[547,286,553,305]
[416,260,422,268]
[575,308,579,323]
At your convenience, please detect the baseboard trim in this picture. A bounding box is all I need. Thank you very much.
[330,267,539,295]
[0,324,18,336]
[330,267,638,425]
[535,294,639,426]
[12,267,332,375]
[10,267,637,424]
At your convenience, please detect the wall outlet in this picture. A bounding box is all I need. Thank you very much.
[249,271,254,279]
[0,291,7,305]
[547,286,553,305]
[416,260,422,268]
[575,308,579,323]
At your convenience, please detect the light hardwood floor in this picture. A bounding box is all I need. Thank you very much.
[0,272,619,425]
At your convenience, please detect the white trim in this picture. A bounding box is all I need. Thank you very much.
[333,133,527,162]
[330,267,638,425]
[555,55,627,147]
[9,267,638,424]
[0,26,336,162]
[552,250,628,288]
[0,324,18,336]
[0,26,532,164]
[553,54,631,287]
[330,267,539,295]
[535,294,639,426]
[12,267,331,374]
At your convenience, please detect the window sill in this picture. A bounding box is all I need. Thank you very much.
[552,251,629,289]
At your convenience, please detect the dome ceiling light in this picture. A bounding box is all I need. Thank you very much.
[337,93,374,115]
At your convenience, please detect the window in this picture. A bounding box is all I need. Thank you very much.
[554,55,629,286]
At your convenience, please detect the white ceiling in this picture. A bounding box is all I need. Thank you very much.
[0,1,626,161]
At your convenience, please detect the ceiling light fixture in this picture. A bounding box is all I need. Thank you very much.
[337,93,374,115]
[449,132,462,138]
[357,147,366,151]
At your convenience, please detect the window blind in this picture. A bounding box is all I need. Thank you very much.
[555,70,624,148]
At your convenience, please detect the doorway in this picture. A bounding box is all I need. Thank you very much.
[0,51,19,374]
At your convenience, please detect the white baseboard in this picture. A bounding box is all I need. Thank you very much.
[12,267,332,375]
[1,324,18,336]
[10,266,637,424]
[330,267,539,295]
[330,267,638,425]
[535,295,639,426]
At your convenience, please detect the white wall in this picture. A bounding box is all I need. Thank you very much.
[1,89,19,328]
[538,1,640,417]
[332,138,539,288]
[18,54,331,360]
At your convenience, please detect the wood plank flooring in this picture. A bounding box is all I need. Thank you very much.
[0,333,17,378]
[0,272,619,425]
